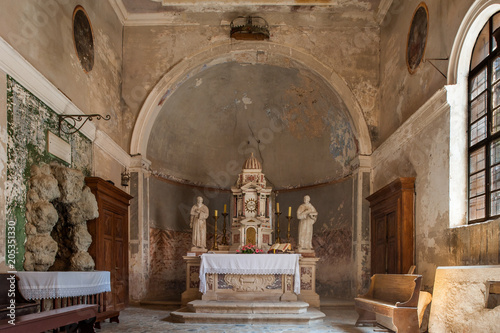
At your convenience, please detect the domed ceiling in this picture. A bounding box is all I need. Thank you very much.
[147,61,358,189]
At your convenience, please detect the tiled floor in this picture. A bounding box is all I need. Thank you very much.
[98,305,378,333]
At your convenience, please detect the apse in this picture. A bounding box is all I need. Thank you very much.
[146,61,359,190]
[144,60,360,301]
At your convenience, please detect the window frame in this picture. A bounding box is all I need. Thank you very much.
[468,13,500,224]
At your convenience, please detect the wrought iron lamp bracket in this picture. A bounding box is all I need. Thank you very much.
[58,114,111,136]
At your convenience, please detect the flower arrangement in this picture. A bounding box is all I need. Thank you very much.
[236,244,264,254]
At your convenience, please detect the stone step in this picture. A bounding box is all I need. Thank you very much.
[188,300,310,314]
[170,306,325,324]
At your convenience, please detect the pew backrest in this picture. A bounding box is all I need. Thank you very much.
[361,274,422,307]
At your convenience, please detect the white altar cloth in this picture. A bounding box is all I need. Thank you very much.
[16,271,111,300]
[199,253,301,294]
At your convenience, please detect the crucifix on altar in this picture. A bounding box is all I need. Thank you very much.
[230,153,273,252]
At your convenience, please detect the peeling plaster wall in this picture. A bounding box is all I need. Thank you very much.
[147,174,354,300]
[122,11,379,147]
[378,0,474,145]
[6,76,92,271]
[147,62,358,189]
[278,177,354,299]
[376,0,500,294]
[0,71,7,265]
[148,176,231,300]
[0,0,125,149]
[372,91,500,292]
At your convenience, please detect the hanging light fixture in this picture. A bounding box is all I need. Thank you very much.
[230,16,270,41]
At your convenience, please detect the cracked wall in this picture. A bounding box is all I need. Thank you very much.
[0,0,124,149]
[6,76,92,271]
[147,62,358,189]
[122,9,380,148]
[378,0,474,146]
[147,174,355,301]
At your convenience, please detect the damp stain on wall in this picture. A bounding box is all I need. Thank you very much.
[6,76,92,270]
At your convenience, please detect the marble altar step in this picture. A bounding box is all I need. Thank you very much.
[170,301,326,324]
[188,300,310,314]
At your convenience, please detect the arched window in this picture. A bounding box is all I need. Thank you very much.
[468,12,500,223]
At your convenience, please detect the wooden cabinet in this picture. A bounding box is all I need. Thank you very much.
[366,177,415,275]
[85,177,133,323]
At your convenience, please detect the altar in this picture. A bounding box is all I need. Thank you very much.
[181,253,320,307]
[199,253,300,302]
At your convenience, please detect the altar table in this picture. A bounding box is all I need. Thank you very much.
[16,271,111,300]
[182,254,320,306]
[199,253,301,294]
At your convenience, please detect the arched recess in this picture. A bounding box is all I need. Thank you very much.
[447,0,500,227]
[130,42,372,159]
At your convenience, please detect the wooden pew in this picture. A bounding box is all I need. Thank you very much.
[0,274,38,319]
[0,304,98,333]
[354,274,422,333]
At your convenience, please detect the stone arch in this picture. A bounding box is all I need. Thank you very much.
[447,0,500,226]
[130,42,372,158]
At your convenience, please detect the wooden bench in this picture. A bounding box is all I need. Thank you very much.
[0,274,38,319]
[0,304,98,333]
[354,274,422,333]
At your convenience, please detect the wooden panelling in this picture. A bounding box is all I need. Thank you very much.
[367,178,415,275]
[85,177,133,324]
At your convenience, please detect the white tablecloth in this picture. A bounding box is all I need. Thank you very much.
[199,253,301,294]
[16,271,111,300]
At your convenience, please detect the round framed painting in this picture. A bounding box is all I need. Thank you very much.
[72,6,94,73]
[406,2,429,74]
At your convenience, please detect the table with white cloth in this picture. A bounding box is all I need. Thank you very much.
[15,271,111,312]
[198,253,302,302]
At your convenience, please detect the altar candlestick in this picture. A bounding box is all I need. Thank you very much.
[288,206,291,216]
[286,214,293,243]
[275,210,282,244]
[212,213,219,251]
[221,210,228,246]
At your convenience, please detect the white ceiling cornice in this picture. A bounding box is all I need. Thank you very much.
[375,0,394,25]
[109,0,200,26]
[108,0,127,25]
[111,0,382,27]
[151,0,351,4]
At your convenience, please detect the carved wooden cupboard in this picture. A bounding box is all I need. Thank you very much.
[85,177,133,324]
[366,177,415,275]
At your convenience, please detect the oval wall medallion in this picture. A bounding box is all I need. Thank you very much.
[406,2,429,74]
[72,6,94,73]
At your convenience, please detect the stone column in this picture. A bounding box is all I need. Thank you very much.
[128,155,151,302]
[351,155,372,296]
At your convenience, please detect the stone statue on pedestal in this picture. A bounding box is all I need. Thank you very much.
[190,196,209,251]
[297,195,318,253]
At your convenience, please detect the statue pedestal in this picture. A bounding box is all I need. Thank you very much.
[190,247,207,253]
[297,256,320,307]
[181,256,203,306]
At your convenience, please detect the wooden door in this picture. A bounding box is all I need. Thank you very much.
[372,214,387,274]
[367,178,415,275]
[85,177,132,320]
[102,209,115,310]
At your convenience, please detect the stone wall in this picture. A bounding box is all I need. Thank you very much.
[0,0,125,148]
[122,9,380,148]
[147,174,356,301]
[372,88,500,291]
[6,76,92,271]
[378,0,474,145]
[24,163,98,271]
[375,0,500,293]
